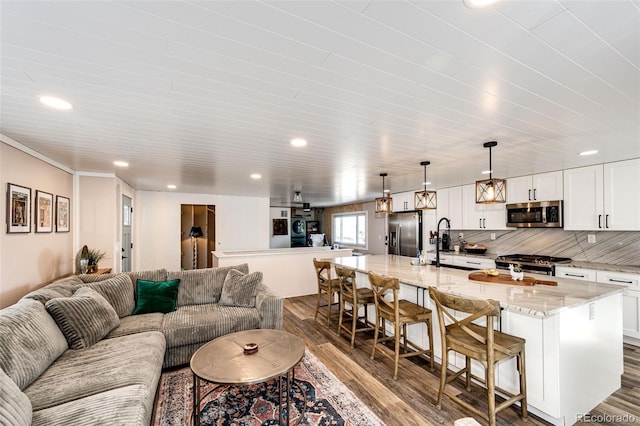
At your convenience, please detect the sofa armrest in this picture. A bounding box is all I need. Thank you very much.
[255,283,283,330]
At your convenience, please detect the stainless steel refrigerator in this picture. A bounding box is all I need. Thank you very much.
[388,210,422,257]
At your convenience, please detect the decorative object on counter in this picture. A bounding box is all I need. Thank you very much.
[468,271,557,286]
[475,141,506,203]
[414,160,437,210]
[374,172,393,214]
[454,244,460,253]
[189,226,203,269]
[509,264,524,281]
[464,243,487,254]
[6,182,31,233]
[35,190,54,233]
[75,245,90,274]
[87,248,106,273]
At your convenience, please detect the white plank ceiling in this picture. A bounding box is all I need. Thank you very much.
[1,0,638,207]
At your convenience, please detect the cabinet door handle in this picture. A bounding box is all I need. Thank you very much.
[533,188,537,200]
[598,215,602,229]
[605,214,609,228]
[466,261,481,265]
[608,278,633,284]
[528,189,531,201]
[566,273,585,278]
[479,219,482,228]
[483,218,486,228]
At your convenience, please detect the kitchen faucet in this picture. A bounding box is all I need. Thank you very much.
[435,217,451,267]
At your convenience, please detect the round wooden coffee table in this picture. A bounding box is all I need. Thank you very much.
[190,329,305,426]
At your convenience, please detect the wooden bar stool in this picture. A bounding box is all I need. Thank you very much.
[368,271,434,380]
[335,264,375,348]
[428,286,528,426]
[312,258,340,326]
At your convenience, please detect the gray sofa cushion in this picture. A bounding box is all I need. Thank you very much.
[21,276,83,304]
[0,299,68,390]
[162,304,260,348]
[219,269,262,307]
[32,384,153,426]
[105,312,164,339]
[24,331,165,411]
[168,264,249,306]
[0,368,32,426]
[127,269,168,287]
[45,287,120,350]
[78,273,118,283]
[81,274,135,318]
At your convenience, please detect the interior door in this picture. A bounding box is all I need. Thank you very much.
[121,195,132,272]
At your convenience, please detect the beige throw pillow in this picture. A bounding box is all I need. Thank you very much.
[218,269,262,307]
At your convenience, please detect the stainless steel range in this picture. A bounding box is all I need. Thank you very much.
[495,254,572,276]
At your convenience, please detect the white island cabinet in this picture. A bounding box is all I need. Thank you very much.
[212,247,352,297]
[333,255,624,426]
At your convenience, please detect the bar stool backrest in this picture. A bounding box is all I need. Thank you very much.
[368,271,400,323]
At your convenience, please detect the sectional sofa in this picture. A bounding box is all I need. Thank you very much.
[0,264,282,426]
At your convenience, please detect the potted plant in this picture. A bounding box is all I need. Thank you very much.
[87,249,106,273]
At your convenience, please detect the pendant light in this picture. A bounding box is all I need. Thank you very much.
[414,161,437,209]
[374,173,393,213]
[475,141,507,203]
[293,191,303,203]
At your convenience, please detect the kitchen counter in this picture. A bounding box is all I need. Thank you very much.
[212,247,353,297]
[331,254,624,425]
[333,254,623,318]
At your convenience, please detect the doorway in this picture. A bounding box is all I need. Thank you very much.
[181,204,215,269]
[121,195,132,272]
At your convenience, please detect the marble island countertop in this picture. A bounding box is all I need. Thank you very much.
[331,254,625,318]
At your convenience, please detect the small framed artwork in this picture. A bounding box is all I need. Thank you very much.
[273,218,288,236]
[35,190,54,233]
[56,195,70,232]
[7,183,31,233]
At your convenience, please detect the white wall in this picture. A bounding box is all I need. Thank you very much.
[134,191,270,271]
[269,207,291,248]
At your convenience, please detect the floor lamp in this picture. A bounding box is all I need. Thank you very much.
[189,226,204,269]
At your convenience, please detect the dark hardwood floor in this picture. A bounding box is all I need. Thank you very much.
[283,295,640,426]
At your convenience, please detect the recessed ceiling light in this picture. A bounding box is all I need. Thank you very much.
[167,184,177,189]
[481,170,492,175]
[38,95,73,110]
[423,181,432,186]
[383,189,391,193]
[250,173,262,179]
[290,138,307,147]
[113,161,129,167]
[579,150,598,156]
[463,0,499,9]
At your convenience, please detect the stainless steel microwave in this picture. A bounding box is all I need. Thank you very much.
[506,201,563,228]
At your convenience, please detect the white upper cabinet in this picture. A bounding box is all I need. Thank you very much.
[508,171,563,203]
[604,159,640,230]
[436,186,462,229]
[564,159,640,230]
[462,184,508,230]
[391,190,414,212]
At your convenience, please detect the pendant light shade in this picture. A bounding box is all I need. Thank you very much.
[293,191,303,203]
[374,173,393,213]
[414,161,437,209]
[475,141,507,203]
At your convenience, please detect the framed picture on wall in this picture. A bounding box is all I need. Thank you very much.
[56,195,70,232]
[273,218,288,236]
[6,183,31,233]
[35,190,53,233]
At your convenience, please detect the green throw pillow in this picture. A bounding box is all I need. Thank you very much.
[133,279,180,315]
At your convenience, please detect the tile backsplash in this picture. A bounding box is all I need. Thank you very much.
[451,228,640,266]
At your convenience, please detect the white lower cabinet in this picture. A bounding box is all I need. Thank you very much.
[554,266,597,282]
[596,270,640,340]
[453,256,495,270]
[556,267,640,341]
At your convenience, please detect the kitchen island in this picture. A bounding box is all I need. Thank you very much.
[212,246,352,297]
[332,254,625,426]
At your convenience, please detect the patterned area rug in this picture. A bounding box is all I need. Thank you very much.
[153,350,385,425]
